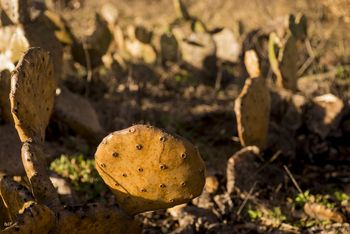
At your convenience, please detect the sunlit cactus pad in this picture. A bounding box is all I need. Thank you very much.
[95,124,206,214]
[10,47,56,143]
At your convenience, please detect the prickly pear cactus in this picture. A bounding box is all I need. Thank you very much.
[1,202,55,233]
[0,1,63,79]
[234,77,271,149]
[0,0,30,24]
[10,47,56,143]
[244,50,260,78]
[288,14,307,41]
[279,34,298,91]
[21,142,61,210]
[268,32,298,91]
[160,32,179,62]
[134,25,153,44]
[95,124,206,215]
[57,203,141,234]
[0,176,34,221]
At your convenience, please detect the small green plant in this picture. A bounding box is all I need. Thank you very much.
[334,191,349,202]
[50,154,106,201]
[247,207,262,220]
[295,190,311,205]
[335,66,350,80]
[268,207,287,222]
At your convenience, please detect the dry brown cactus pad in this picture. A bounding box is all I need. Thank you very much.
[95,124,206,215]
[10,47,56,143]
[2,202,55,233]
[234,77,271,149]
[56,203,141,234]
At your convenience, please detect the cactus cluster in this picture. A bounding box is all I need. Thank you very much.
[234,76,271,149]
[0,45,206,232]
[268,14,307,91]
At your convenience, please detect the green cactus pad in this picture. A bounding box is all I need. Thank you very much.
[0,0,30,24]
[268,32,281,80]
[10,48,56,143]
[0,125,23,176]
[0,176,34,221]
[1,202,55,233]
[234,77,271,149]
[95,124,206,215]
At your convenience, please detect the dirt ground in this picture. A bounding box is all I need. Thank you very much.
[1,0,350,233]
[56,0,350,233]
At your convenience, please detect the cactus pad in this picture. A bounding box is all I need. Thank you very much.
[10,48,56,143]
[160,32,179,62]
[268,32,298,91]
[2,202,55,233]
[0,176,34,221]
[279,34,298,91]
[234,77,271,149]
[288,14,307,41]
[21,142,60,210]
[0,0,29,24]
[95,124,206,214]
[244,50,260,78]
[57,203,141,234]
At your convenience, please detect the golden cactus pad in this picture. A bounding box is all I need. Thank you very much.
[95,124,206,215]
[234,77,271,149]
[10,47,56,143]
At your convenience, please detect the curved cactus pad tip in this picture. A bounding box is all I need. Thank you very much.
[234,77,271,149]
[244,50,260,78]
[95,124,206,215]
[10,47,56,143]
